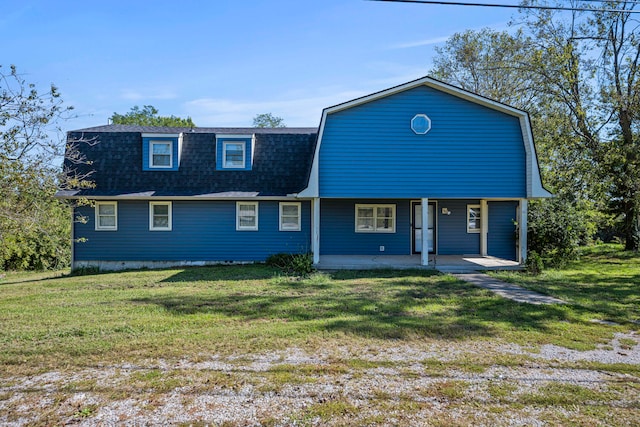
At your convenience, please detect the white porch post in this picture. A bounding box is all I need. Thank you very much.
[519,199,528,264]
[312,198,320,265]
[421,198,429,266]
[480,200,488,256]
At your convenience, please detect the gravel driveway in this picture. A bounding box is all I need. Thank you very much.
[2,332,638,426]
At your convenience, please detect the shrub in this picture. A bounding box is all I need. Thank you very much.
[1,229,70,271]
[265,253,314,277]
[527,197,597,267]
[525,250,544,275]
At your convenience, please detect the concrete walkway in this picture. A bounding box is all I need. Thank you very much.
[453,273,566,305]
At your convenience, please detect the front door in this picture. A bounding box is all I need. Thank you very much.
[412,202,436,254]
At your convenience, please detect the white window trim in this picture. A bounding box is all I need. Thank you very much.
[223,141,246,169]
[355,204,396,233]
[95,201,118,231]
[236,201,258,231]
[149,201,172,231]
[279,202,301,231]
[150,140,173,169]
[467,204,481,233]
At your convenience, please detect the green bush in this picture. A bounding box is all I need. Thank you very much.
[527,198,596,268]
[265,253,314,277]
[1,228,70,271]
[525,250,544,275]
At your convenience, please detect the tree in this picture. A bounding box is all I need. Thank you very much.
[432,28,536,109]
[110,105,195,127]
[430,1,640,251]
[0,65,85,270]
[521,0,640,250]
[253,113,285,128]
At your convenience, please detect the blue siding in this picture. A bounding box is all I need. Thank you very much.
[74,201,310,262]
[320,199,411,255]
[142,137,180,171]
[437,200,481,255]
[319,85,526,198]
[488,201,518,261]
[216,137,253,171]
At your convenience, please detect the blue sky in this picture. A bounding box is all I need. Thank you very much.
[2,0,513,129]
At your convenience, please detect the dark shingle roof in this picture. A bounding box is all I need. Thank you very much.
[63,125,318,197]
[74,124,318,134]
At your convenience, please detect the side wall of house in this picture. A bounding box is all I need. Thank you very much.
[73,200,311,264]
[318,85,527,199]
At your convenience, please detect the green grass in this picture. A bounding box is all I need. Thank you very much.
[1,247,639,425]
[0,244,638,373]
[490,243,640,327]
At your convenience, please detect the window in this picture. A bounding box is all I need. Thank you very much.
[150,141,172,168]
[216,134,253,170]
[236,202,258,230]
[467,205,481,233]
[142,134,180,171]
[355,204,396,233]
[149,202,172,231]
[95,202,117,231]
[223,141,246,168]
[279,202,301,231]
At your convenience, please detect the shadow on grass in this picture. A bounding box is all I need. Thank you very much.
[133,268,573,340]
[514,272,640,323]
[158,264,278,282]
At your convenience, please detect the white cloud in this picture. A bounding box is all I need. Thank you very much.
[184,89,368,127]
[389,21,512,50]
[391,36,451,49]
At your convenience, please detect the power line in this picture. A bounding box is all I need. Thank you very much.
[556,0,640,3]
[368,0,640,13]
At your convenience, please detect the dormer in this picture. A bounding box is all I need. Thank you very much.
[142,133,182,171]
[216,134,254,171]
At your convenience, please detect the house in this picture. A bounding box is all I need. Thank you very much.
[57,76,551,271]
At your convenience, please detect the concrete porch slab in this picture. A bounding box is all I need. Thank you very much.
[316,255,521,272]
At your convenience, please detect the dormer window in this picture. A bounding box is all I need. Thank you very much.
[223,141,246,168]
[216,134,254,170]
[142,133,181,171]
[151,141,172,168]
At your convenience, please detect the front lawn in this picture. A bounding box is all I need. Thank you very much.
[491,244,640,326]
[1,251,636,371]
[0,244,638,426]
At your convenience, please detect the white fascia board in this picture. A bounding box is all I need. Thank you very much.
[251,134,255,167]
[520,115,554,198]
[296,112,326,198]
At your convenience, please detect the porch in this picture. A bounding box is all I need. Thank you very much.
[316,254,522,273]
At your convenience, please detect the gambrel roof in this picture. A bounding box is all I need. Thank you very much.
[60,126,318,199]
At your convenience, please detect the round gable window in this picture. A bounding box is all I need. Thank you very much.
[411,114,432,134]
